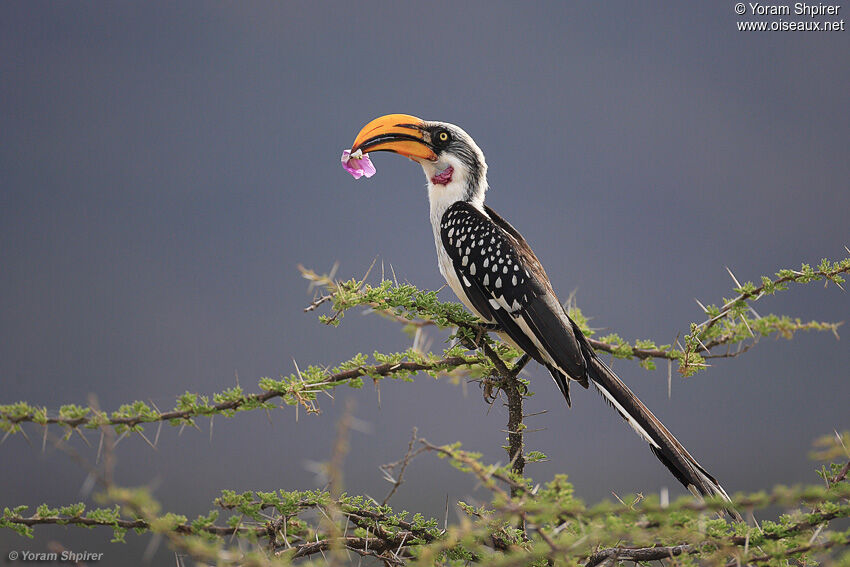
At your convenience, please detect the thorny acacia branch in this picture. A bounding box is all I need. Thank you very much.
[3,257,849,566]
[698,259,849,335]
[380,427,427,506]
[299,258,846,378]
[0,354,479,435]
[585,530,850,567]
[5,257,843,439]
[4,456,849,566]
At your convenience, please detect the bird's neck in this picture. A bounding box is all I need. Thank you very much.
[427,175,486,231]
[423,158,488,229]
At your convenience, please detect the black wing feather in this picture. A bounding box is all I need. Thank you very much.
[520,295,589,386]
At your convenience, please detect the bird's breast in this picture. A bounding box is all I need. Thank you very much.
[433,227,492,322]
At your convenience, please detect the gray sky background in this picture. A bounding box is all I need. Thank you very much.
[1,2,848,564]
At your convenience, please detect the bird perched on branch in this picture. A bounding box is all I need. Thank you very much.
[346,113,738,513]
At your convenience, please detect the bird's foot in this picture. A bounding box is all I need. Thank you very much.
[480,354,531,403]
[481,375,504,404]
[471,323,501,347]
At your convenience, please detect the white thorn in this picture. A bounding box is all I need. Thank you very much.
[725,265,743,289]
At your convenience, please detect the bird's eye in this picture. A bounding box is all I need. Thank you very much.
[434,129,451,146]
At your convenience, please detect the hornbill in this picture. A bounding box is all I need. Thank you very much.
[347,113,737,511]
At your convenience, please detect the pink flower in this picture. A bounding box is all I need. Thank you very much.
[341,149,376,179]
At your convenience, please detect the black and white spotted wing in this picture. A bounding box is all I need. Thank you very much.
[440,202,542,315]
[439,201,590,401]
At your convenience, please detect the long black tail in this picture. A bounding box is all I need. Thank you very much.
[585,355,741,520]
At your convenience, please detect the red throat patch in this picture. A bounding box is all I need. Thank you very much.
[431,166,454,185]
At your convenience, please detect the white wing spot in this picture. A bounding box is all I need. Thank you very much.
[470,263,476,275]
[488,298,501,310]
[462,255,469,266]
[483,273,489,286]
[462,276,471,287]
[448,228,454,237]
[502,265,508,273]
[512,299,521,311]
[483,258,489,268]
[495,277,502,288]
[491,264,498,273]
[514,264,519,271]
[512,275,517,286]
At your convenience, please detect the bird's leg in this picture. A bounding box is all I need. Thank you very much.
[457,331,496,401]
[468,323,504,403]
[510,354,531,378]
[463,323,520,404]
[482,378,499,405]
[507,353,531,396]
